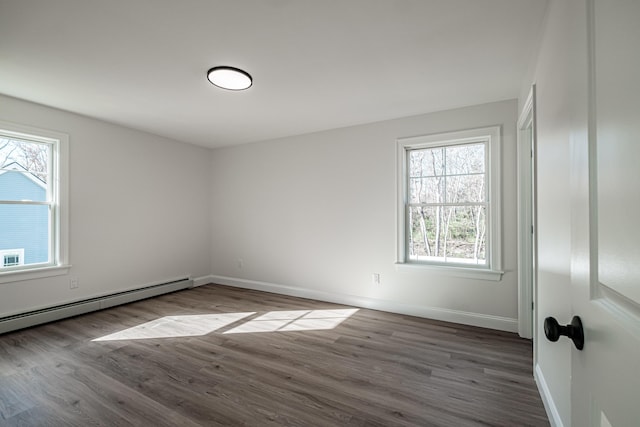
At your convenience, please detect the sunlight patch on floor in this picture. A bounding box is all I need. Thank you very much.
[92,308,359,341]
[92,312,255,341]
[223,308,359,334]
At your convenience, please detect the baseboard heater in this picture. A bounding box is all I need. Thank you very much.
[0,277,193,335]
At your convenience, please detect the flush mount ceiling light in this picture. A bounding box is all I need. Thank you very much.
[207,66,252,91]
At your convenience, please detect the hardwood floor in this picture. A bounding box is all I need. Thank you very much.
[0,285,549,426]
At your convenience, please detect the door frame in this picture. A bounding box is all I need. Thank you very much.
[517,85,537,342]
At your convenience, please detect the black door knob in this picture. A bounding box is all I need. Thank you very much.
[544,316,584,350]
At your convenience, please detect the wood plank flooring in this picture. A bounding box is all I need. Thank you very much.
[0,285,549,426]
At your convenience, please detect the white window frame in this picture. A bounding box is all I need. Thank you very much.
[0,121,70,283]
[396,126,503,281]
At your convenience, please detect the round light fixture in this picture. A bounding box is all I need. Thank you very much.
[207,66,252,91]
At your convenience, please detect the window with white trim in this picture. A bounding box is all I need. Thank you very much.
[397,126,502,278]
[0,121,68,279]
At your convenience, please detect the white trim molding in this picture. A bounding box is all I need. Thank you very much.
[394,261,503,281]
[0,264,71,284]
[534,363,564,427]
[208,275,518,332]
[517,85,537,339]
[192,275,215,287]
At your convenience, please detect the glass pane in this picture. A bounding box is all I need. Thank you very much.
[0,170,48,202]
[446,174,485,203]
[408,206,446,261]
[444,206,486,264]
[0,204,50,267]
[445,143,485,175]
[0,137,50,181]
[409,205,486,264]
[409,147,444,178]
[409,177,444,204]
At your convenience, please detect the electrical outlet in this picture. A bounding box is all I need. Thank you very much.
[69,278,79,289]
[237,258,244,269]
[372,273,380,285]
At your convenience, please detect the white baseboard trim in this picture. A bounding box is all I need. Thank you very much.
[534,363,564,427]
[192,275,215,287]
[207,275,518,332]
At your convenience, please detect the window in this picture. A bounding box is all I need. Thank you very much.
[396,126,502,280]
[5,254,20,267]
[1,249,24,267]
[0,121,69,281]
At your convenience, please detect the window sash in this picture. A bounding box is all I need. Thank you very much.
[405,205,489,267]
[405,141,489,266]
[407,202,487,208]
[0,200,52,205]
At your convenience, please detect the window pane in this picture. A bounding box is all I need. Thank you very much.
[446,174,485,203]
[409,177,444,204]
[445,143,485,175]
[409,147,444,178]
[0,170,48,202]
[444,206,486,264]
[408,206,445,260]
[0,204,50,267]
[0,137,50,181]
[409,205,486,264]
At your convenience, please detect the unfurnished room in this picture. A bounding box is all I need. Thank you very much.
[0,1,639,426]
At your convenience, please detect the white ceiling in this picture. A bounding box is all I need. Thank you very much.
[0,0,548,148]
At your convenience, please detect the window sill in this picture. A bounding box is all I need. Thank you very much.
[395,262,503,281]
[0,264,72,284]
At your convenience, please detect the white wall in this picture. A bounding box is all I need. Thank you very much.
[0,94,519,331]
[0,94,212,317]
[210,99,519,330]
[520,1,585,425]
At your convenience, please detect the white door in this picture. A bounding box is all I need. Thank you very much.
[569,0,640,425]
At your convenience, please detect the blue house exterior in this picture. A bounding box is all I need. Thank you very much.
[0,163,49,267]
